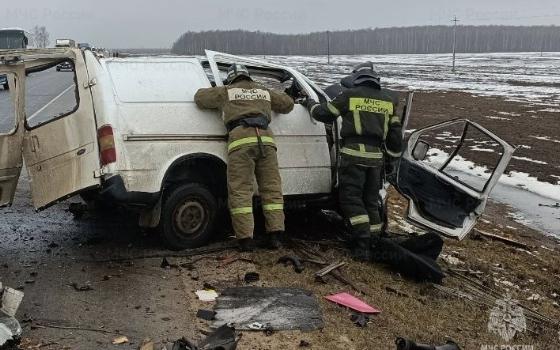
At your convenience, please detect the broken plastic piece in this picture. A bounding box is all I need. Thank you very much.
[112,335,129,345]
[324,293,380,314]
[172,325,239,350]
[196,290,219,302]
[395,337,461,350]
[0,283,24,347]
[350,312,370,327]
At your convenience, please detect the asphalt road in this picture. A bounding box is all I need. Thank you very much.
[0,67,76,133]
[0,173,198,349]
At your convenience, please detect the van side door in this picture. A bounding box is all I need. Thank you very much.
[20,49,101,209]
[0,62,25,207]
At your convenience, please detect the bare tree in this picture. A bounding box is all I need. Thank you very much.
[32,26,50,48]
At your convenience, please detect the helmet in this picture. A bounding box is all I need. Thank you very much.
[350,61,380,87]
[226,64,251,84]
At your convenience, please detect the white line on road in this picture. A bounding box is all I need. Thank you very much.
[28,85,74,121]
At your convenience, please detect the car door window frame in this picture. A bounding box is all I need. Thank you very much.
[24,58,81,130]
[0,70,20,136]
[403,118,515,200]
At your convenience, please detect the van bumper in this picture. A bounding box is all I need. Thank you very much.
[99,175,160,207]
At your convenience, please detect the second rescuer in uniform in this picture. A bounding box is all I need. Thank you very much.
[194,64,294,251]
[307,62,403,261]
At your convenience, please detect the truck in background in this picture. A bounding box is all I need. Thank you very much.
[55,39,76,48]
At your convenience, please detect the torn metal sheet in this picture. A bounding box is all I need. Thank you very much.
[212,287,323,331]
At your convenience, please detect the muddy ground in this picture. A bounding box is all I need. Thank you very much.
[1,92,559,350]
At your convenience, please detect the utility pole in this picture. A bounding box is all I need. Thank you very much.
[327,30,331,65]
[452,16,459,72]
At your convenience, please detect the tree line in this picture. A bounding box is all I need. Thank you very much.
[171,26,560,55]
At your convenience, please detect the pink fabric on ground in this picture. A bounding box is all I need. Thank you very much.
[324,292,381,314]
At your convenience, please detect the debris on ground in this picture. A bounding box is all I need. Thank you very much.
[350,312,370,328]
[70,282,93,292]
[112,335,129,345]
[474,229,531,249]
[325,292,381,314]
[314,262,346,282]
[195,290,219,302]
[277,255,305,273]
[170,325,239,350]
[213,287,323,331]
[395,337,461,350]
[243,272,260,283]
[0,282,24,347]
[371,232,445,283]
[440,254,463,266]
[139,338,154,350]
[299,340,311,347]
[196,309,216,321]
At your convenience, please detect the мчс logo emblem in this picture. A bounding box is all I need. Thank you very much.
[487,294,527,342]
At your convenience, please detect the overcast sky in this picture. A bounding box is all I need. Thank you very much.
[3,0,560,48]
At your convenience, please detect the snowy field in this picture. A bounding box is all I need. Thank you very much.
[267,52,560,107]
[266,52,560,235]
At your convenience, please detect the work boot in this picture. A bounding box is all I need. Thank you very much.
[237,238,254,252]
[350,231,371,262]
[263,232,282,250]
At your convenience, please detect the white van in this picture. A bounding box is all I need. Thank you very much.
[0,48,514,249]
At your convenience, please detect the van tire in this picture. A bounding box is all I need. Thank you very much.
[161,183,217,250]
[3,83,8,90]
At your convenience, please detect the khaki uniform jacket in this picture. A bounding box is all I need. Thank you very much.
[194,80,294,153]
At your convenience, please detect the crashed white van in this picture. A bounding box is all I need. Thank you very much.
[0,48,514,249]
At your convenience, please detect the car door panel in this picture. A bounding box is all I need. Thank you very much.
[17,49,101,209]
[396,119,514,240]
[0,67,24,207]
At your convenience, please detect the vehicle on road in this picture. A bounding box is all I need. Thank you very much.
[56,61,74,72]
[0,28,30,90]
[55,39,76,48]
[0,48,515,249]
[78,43,91,50]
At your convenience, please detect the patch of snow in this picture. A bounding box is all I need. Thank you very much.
[485,115,511,120]
[498,111,521,117]
[508,212,533,226]
[511,156,548,165]
[530,135,560,144]
[440,254,463,265]
[538,108,560,113]
[470,147,496,153]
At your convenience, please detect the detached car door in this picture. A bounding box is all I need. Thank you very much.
[20,49,101,209]
[395,119,514,240]
[0,62,25,207]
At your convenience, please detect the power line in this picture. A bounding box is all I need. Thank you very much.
[452,16,459,72]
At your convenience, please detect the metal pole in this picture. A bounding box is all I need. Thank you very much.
[327,30,331,65]
[452,16,459,72]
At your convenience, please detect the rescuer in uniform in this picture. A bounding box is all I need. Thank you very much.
[306,62,403,261]
[194,64,294,251]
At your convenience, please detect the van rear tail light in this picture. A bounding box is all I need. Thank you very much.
[98,125,117,166]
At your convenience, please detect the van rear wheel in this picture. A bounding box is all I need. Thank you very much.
[161,183,217,250]
[3,83,8,90]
